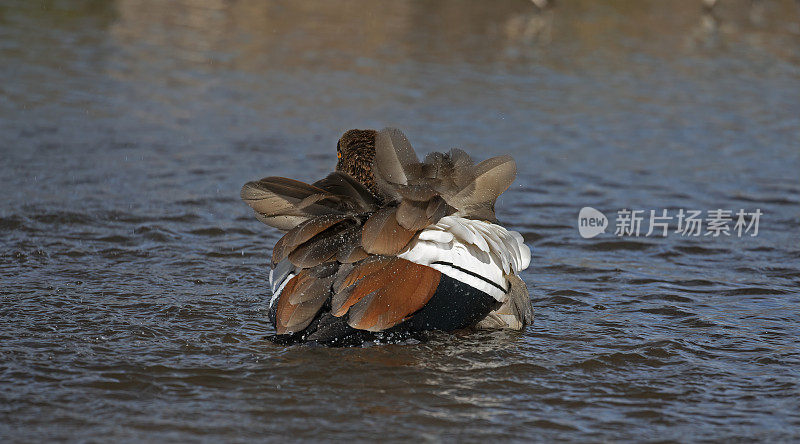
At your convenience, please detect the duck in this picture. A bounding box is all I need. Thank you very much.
[241,128,532,345]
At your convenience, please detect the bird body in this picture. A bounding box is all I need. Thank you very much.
[242,128,532,345]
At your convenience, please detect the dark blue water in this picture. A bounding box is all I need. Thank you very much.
[2,0,799,441]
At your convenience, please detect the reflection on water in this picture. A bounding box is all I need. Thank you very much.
[1,0,799,441]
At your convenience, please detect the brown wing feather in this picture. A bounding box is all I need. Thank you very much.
[241,177,337,213]
[287,220,358,268]
[334,227,369,264]
[396,199,433,231]
[340,245,368,264]
[274,264,337,335]
[331,256,392,316]
[254,213,308,230]
[312,172,379,211]
[272,214,350,265]
[241,177,346,230]
[361,207,417,255]
[242,174,379,231]
[396,183,438,201]
[447,155,516,220]
[331,257,441,331]
[426,196,454,219]
[395,196,454,231]
[373,128,420,199]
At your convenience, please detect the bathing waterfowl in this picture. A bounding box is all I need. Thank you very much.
[241,128,532,345]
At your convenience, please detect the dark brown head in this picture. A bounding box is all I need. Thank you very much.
[336,129,378,195]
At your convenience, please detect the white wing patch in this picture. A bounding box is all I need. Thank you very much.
[398,216,531,301]
[269,259,296,309]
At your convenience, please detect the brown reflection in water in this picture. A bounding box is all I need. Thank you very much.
[106,0,800,74]
[689,0,800,54]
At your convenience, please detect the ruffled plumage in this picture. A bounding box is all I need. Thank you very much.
[242,128,532,343]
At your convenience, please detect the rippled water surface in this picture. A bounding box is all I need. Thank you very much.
[2,0,800,441]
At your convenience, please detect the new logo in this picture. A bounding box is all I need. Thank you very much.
[578,207,608,239]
